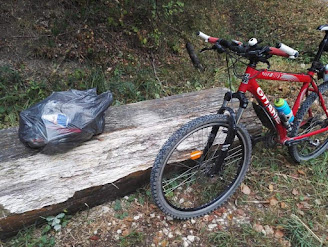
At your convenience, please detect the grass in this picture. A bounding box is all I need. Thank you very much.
[283,215,325,247]
[119,231,144,247]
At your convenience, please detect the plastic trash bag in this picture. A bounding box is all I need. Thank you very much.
[19,88,113,153]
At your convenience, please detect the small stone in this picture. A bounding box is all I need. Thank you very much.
[150,213,155,218]
[175,230,182,235]
[208,224,218,230]
[187,235,195,242]
[186,187,193,193]
[264,225,274,236]
[183,224,187,228]
[163,228,169,235]
[134,215,140,220]
[94,230,98,235]
[117,229,122,234]
[166,216,174,221]
[102,206,110,214]
[168,232,174,238]
[107,222,112,226]
[179,198,185,204]
[191,219,196,224]
[124,196,129,200]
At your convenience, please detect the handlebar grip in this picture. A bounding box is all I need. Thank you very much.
[197,31,219,43]
[269,47,289,57]
[276,43,299,58]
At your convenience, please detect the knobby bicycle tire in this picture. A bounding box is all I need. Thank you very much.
[150,114,252,219]
[289,81,328,162]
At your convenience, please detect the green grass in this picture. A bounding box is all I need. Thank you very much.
[282,216,324,247]
[119,231,144,247]
[4,225,56,247]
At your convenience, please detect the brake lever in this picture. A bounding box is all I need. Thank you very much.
[200,47,213,53]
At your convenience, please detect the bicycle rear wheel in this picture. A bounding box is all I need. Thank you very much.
[289,82,328,162]
[150,114,252,219]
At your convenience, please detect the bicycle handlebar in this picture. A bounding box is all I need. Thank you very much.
[197,31,299,59]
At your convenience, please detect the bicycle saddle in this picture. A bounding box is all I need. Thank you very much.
[317,24,328,31]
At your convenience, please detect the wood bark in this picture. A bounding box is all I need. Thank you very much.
[0,87,260,239]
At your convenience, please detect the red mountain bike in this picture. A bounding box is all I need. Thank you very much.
[150,25,328,219]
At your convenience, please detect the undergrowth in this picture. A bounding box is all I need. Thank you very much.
[1,0,328,127]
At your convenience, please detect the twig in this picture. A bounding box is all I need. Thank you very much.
[242,200,270,204]
[150,52,162,85]
[291,214,325,244]
[111,182,119,190]
[275,173,328,187]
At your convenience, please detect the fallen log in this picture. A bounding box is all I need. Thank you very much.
[0,87,261,239]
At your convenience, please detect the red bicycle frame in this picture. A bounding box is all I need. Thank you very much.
[238,66,328,144]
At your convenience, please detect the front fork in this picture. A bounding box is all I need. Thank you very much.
[207,91,248,176]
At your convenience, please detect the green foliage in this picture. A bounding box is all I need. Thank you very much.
[0,66,48,128]
[43,212,70,232]
[7,226,55,247]
[7,212,70,246]
[162,0,185,17]
[113,200,122,211]
[119,231,144,247]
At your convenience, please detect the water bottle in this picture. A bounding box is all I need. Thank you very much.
[42,113,69,127]
[274,98,294,130]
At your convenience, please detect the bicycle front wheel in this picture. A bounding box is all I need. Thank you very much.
[150,114,252,219]
[289,82,328,162]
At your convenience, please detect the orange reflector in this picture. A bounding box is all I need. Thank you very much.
[190,150,203,160]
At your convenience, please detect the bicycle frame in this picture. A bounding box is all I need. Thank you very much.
[237,66,328,144]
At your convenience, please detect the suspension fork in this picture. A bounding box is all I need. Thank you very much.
[205,91,248,175]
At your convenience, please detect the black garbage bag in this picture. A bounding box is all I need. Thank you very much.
[19,88,113,153]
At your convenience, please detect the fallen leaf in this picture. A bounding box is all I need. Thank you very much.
[315,199,321,205]
[227,214,233,220]
[122,229,130,237]
[297,169,306,175]
[241,183,251,195]
[253,223,264,233]
[89,235,100,241]
[214,207,226,215]
[269,184,274,192]
[235,209,245,216]
[280,202,287,209]
[269,197,279,206]
[162,240,169,247]
[292,189,299,195]
[300,201,311,209]
[275,229,284,238]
